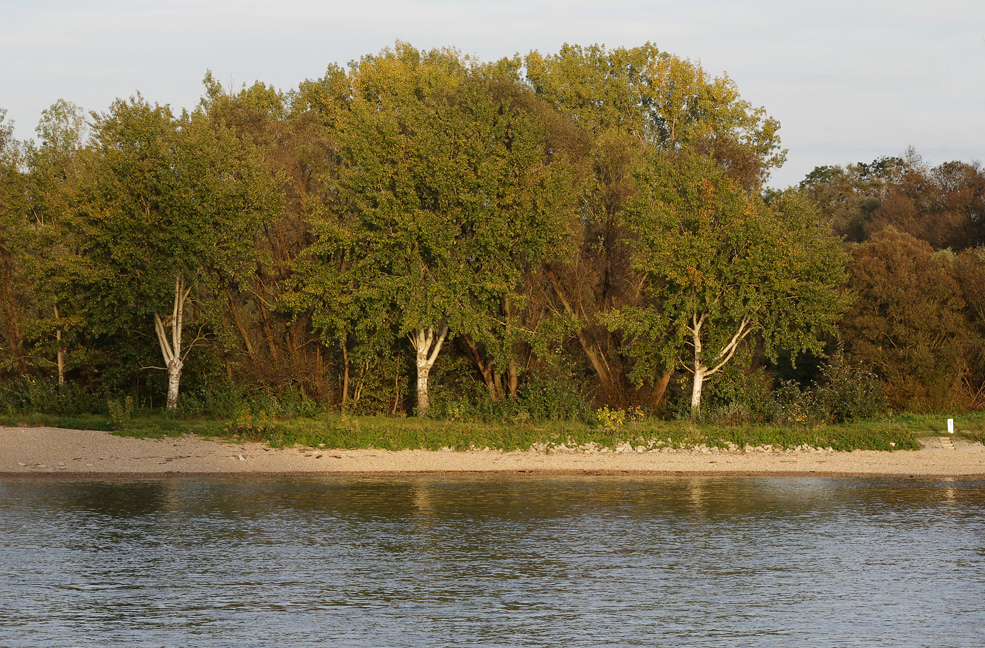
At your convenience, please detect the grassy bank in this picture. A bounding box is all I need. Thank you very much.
[4,409,985,452]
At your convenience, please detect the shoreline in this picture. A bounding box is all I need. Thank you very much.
[2,426,984,479]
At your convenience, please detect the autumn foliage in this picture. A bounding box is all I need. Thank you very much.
[1,45,983,421]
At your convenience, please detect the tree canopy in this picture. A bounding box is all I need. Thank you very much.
[0,42,982,423]
[612,151,847,412]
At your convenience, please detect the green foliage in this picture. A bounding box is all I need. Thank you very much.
[427,373,592,424]
[290,44,580,414]
[525,43,785,189]
[27,95,280,411]
[0,376,103,416]
[771,351,883,426]
[107,396,134,430]
[811,350,885,423]
[515,375,593,422]
[593,406,644,430]
[613,150,848,412]
[5,45,984,426]
[178,379,324,420]
[697,360,778,424]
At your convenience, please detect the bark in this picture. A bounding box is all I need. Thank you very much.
[691,363,706,412]
[648,371,673,409]
[226,288,256,360]
[409,323,449,416]
[548,273,623,402]
[254,285,280,362]
[506,360,519,398]
[341,343,350,411]
[462,335,502,400]
[688,312,752,415]
[54,305,64,385]
[154,275,193,411]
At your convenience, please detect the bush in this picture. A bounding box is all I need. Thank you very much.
[107,396,135,430]
[428,374,592,424]
[771,349,884,425]
[812,349,884,422]
[177,375,324,419]
[515,376,592,422]
[0,376,104,416]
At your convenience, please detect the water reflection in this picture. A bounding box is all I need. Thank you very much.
[1,476,984,647]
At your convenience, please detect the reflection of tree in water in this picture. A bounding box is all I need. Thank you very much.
[68,480,167,518]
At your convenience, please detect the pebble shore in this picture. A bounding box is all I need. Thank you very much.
[2,426,983,478]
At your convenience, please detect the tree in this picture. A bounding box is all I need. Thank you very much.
[612,151,847,413]
[22,100,90,383]
[57,96,277,409]
[525,42,786,190]
[955,247,985,408]
[842,228,970,410]
[293,44,577,415]
[799,151,985,250]
[522,43,789,409]
[0,108,28,375]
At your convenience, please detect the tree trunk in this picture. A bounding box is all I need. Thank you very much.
[255,289,280,363]
[647,371,673,409]
[341,343,350,412]
[462,335,501,400]
[687,312,752,416]
[409,323,449,416]
[226,289,256,361]
[154,275,193,411]
[691,362,707,413]
[506,360,519,398]
[54,305,64,385]
[417,364,431,415]
[165,359,182,411]
[689,312,707,415]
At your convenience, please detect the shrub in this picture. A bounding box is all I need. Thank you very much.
[107,396,135,430]
[770,349,884,425]
[427,373,592,424]
[812,349,884,422]
[515,375,592,422]
[0,376,104,416]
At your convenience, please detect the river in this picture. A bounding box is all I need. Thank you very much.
[1,475,983,647]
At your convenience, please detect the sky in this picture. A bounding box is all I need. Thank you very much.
[2,0,983,188]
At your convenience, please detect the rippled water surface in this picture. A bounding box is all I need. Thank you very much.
[1,476,984,647]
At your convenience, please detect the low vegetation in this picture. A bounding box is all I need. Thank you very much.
[3,377,983,452]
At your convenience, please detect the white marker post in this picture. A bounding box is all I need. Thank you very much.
[947,418,954,434]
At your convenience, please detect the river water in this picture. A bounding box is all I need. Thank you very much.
[1,475,983,647]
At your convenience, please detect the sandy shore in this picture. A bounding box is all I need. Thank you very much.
[1,426,984,478]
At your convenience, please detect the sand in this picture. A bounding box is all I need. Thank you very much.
[1,426,984,478]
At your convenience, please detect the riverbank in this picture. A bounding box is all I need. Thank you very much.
[2,426,984,477]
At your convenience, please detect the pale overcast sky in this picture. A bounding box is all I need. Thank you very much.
[2,0,982,188]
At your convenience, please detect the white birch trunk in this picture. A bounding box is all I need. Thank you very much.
[691,362,707,412]
[409,323,449,416]
[154,275,193,411]
[690,313,707,413]
[688,313,753,416]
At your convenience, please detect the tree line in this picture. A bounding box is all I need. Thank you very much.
[0,43,983,421]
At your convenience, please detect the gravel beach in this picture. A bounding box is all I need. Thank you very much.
[2,426,984,478]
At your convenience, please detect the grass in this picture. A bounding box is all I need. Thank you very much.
[6,408,983,452]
